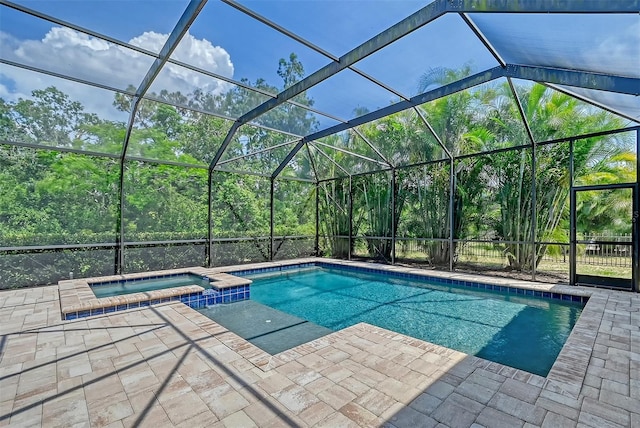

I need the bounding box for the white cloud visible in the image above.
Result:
[0,27,235,121]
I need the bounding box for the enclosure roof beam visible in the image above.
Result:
[304,63,638,145]
[313,141,389,167]
[134,1,206,100]
[224,0,412,110]
[460,13,506,68]
[0,1,262,97]
[222,0,638,136]
[246,124,304,139]
[222,0,409,122]
[272,139,305,179]
[210,122,241,171]
[3,0,345,126]
[305,66,504,143]
[2,0,350,131]
[305,143,320,183]
[309,143,352,178]
[412,107,452,160]
[227,0,637,130]
[505,65,640,96]
[218,139,300,166]
[506,77,536,145]
[0,0,157,58]
[448,0,639,13]
[0,139,120,159]
[544,84,640,125]
[2,0,346,127]
[268,101,403,181]
[230,0,448,127]
[0,59,137,97]
[222,0,338,61]
[350,68,410,102]
[121,0,207,159]
[287,103,348,126]
[2,57,313,151]
[352,129,394,168]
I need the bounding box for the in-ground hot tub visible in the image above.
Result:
[59,269,251,321]
[90,273,212,298]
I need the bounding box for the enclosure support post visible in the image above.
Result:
[270,178,275,262]
[391,169,396,265]
[635,129,640,292]
[449,157,455,271]
[114,0,204,275]
[315,181,320,257]
[348,176,353,261]
[569,139,576,285]
[207,170,213,268]
[508,76,538,281]
[115,158,125,275]
[531,142,537,281]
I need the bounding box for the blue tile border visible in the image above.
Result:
[231,261,589,306]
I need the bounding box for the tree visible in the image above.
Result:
[356,171,400,260]
[478,84,627,270]
[398,162,451,265]
[318,177,351,258]
[4,87,102,148]
[413,66,493,265]
[575,150,636,236]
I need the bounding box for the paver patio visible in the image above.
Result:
[0,259,638,427]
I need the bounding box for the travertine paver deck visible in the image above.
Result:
[0,258,638,427]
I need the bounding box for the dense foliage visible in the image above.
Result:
[0,55,317,286]
[316,76,635,270]
[0,60,635,287]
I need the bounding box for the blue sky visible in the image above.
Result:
[1,0,638,130]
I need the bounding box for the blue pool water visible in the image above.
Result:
[91,273,209,298]
[247,267,584,376]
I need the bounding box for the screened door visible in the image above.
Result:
[571,184,637,290]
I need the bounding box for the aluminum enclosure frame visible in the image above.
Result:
[1,0,639,284]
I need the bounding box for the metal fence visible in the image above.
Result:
[456,235,632,268]
[0,235,316,288]
[325,234,633,270]
[577,233,632,267]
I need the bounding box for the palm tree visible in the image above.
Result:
[575,151,636,236]
[486,84,627,270]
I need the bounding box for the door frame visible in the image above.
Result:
[570,183,638,291]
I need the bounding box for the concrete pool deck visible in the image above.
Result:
[0,258,638,427]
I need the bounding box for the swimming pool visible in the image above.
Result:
[245,266,584,376]
[90,273,210,298]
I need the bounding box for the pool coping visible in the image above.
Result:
[58,267,251,320]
